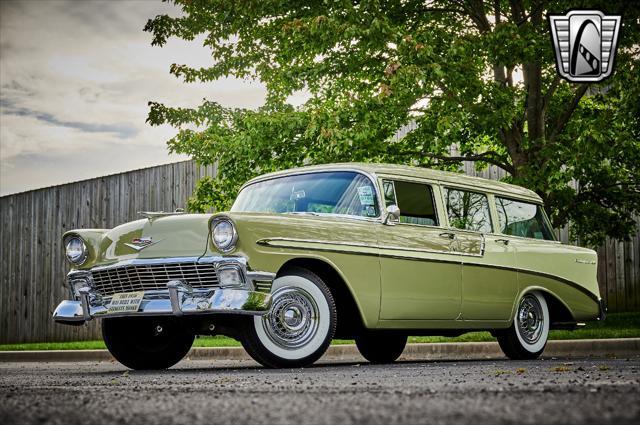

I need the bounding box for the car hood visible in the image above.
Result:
[68,214,212,268]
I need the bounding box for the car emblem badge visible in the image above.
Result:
[548,10,621,82]
[124,237,160,251]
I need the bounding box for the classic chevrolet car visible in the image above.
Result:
[53,163,605,369]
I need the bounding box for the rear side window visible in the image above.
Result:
[495,197,555,240]
[444,188,492,233]
[382,180,438,226]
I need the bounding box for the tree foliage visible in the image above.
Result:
[145,0,640,246]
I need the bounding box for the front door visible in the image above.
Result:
[377,178,462,320]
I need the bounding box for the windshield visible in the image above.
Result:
[232,171,380,218]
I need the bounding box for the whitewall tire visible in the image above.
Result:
[497,291,550,360]
[241,267,336,368]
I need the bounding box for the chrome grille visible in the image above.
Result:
[90,261,219,296]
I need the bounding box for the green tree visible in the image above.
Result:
[145,0,640,246]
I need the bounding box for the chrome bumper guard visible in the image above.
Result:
[598,298,607,321]
[53,267,274,324]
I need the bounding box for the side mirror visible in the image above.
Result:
[383,204,401,225]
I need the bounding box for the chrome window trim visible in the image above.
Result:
[233,168,384,221]
[483,232,563,245]
[441,185,494,234]
[380,177,442,228]
[420,178,542,204]
[493,195,558,242]
[382,179,398,208]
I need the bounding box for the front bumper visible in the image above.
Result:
[53,257,274,325]
[53,284,272,325]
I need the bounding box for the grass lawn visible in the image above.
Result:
[1,312,638,351]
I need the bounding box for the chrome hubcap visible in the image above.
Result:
[263,287,319,350]
[283,306,303,329]
[517,294,544,345]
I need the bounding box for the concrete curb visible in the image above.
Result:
[1,338,638,363]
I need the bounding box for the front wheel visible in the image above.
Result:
[497,291,550,360]
[241,267,337,368]
[102,317,194,370]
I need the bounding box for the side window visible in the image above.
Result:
[495,197,555,240]
[444,188,492,233]
[383,180,438,226]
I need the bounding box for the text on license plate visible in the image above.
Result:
[108,291,145,314]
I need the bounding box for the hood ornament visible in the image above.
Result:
[124,237,161,251]
[138,209,186,220]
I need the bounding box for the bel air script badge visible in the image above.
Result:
[124,237,160,251]
[548,10,622,82]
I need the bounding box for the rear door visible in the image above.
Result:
[442,187,518,321]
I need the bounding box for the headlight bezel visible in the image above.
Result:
[65,236,88,265]
[210,217,238,252]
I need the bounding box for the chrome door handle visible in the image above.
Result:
[495,238,510,245]
[439,232,456,240]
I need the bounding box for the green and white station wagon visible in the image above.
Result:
[53,163,605,369]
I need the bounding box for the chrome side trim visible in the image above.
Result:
[256,237,484,258]
[255,237,598,304]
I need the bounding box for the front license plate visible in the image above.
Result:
[108,291,145,314]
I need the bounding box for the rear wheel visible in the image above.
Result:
[355,333,407,364]
[497,292,549,360]
[102,317,194,370]
[241,267,336,368]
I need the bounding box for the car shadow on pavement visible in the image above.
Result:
[78,357,530,377]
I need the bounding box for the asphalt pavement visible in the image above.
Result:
[1,356,638,425]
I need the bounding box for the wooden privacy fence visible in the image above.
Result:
[0,159,638,344]
[0,161,216,343]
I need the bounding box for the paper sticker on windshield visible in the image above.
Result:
[290,190,306,200]
[357,186,374,205]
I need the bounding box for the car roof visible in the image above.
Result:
[244,162,542,203]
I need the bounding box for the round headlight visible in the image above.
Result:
[211,219,237,252]
[65,237,88,265]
